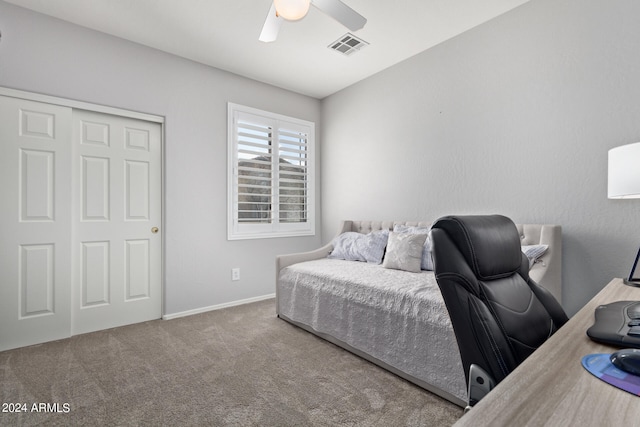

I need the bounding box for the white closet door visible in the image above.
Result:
[0,96,73,351]
[72,110,162,335]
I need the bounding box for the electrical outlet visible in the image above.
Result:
[232,268,240,281]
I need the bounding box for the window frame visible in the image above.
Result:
[227,103,315,240]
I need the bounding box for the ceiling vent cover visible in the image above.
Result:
[329,33,369,56]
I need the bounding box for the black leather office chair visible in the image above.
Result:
[431,215,568,409]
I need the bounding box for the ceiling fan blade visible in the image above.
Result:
[259,3,283,42]
[310,0,367,31]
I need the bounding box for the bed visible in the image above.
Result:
[276,220,562,407]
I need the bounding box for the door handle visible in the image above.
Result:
[151,227,159,234]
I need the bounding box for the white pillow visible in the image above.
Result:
[522,244,548,268]
[382,232,427,273]
[393,224,434,270]
[328,229,390,264]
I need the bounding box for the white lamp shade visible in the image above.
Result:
[608,142,640,199]
[274,0,311,21]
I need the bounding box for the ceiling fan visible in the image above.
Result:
[259,0,367,43]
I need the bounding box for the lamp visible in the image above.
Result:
[608,142,640,286]
[274,0,311,21]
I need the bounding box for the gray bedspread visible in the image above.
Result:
[277,258,467,403]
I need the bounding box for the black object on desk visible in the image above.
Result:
[587,301,640,348]
[624,247,640,287]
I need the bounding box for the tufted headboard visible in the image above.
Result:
[334,220,562,304]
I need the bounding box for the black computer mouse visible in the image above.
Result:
[610,348,640,375]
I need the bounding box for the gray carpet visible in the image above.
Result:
[0,298,463,426]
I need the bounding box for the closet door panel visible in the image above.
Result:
[0,96,73,352]
[72,110,162,335]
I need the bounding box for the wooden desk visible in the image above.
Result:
[454,278,640,427]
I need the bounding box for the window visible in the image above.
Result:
[228,103,315,240]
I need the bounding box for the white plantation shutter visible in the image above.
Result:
[236,120,273,224]
[278,126,309,223]
[228,103,315,239]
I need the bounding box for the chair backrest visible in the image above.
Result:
[431,215,568,386]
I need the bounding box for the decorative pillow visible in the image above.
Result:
[522,244,548,268]
[382,232,428,273]
[393,224,434,270]
[328,229,390,264]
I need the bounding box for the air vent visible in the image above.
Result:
[328,33,368,56]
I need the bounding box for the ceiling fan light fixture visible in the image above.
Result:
[273,0,311,21]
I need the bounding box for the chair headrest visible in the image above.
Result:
[432,215,522,280]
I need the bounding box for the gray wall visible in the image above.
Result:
[0,1,322,316]
[321,0,640,315]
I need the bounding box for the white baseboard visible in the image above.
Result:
[162,293,276,320]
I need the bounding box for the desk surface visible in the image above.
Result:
[454,278,640,427]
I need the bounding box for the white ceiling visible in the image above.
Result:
[6,0,531,99]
